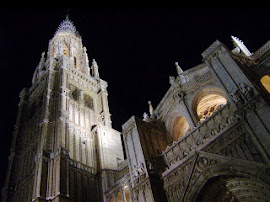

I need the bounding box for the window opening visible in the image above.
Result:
[261,75,270,93]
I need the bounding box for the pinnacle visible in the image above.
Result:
[55,16,77,35]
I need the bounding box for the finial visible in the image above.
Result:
[66,14,69,21]
[231,36,252,57]
[91,59,100,80]
[175,62,183,75]
[143,112,149,121]
[148,101,154,117]
[65,8,70,20]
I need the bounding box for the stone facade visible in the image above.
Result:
[2,17,270,202]
[117,39,270,202]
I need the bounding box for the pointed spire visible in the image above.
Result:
[231,36,252,57]
[66,14,69,21]
[148,101,154,117]
[175,62,183,75]
[174,62,190,85]
[55,16,77,35]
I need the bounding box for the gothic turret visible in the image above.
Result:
[3,16,124,202]
[48,16,91,75]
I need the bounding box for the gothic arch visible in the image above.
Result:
[184,163,270,202]
[71,48,79,69]
[116,191,123,201]
[124,186,130,202]
[192,87,227,122]
[172,116,190,141]
[109,196,114,202]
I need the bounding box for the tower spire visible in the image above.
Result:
[148,101,154,117]
[55,16,77,35]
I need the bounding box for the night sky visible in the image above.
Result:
[1,8,270,189]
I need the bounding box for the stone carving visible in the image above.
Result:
[173,91,186,101]
[138,163,145,175]
[230,89,244,107]
[231,36,252,57]
[230,82,255,107]
[239,82,254,100]
[169,62,190,86]
[132,163,146,184]
[169,76,175,85]
[178,74,190,85]
[55,15,77,35]
[91,59,100,80]
[163,103,233,168]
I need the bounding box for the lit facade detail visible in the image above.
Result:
[2,17,270,202]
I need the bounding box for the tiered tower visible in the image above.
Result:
[2,16,124,202]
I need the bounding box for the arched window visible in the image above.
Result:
[74,56,77,68]
[63,47,69,56]
[109,196,114,202]
[195,93,227,121]
[51,46,55,58]
[124,186,130,202]
[84,94,94,109]
[172,116,190,141]
[261,75,270,93]
[116,192,122,202]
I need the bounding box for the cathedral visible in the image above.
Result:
[2,17,270,202]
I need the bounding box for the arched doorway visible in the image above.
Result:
[172,116,190,141]
[196,176,270,202]
[196,176,238,202]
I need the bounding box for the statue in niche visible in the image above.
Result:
[138,163,145,175]
[132,165,139,181]
[230,89,244,107]
[239,82,254,99]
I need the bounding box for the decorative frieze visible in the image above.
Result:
[162,103,236,169]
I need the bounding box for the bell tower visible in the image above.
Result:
[2,16,124,202]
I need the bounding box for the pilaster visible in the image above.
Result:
[99,79,112,128]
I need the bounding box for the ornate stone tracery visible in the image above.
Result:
[55,16,77,35]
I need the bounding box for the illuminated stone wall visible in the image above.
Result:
[2,18,124,202]
[117,39,270,202]
[3,17,270,202]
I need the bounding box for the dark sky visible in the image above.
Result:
[1,8,270,189]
